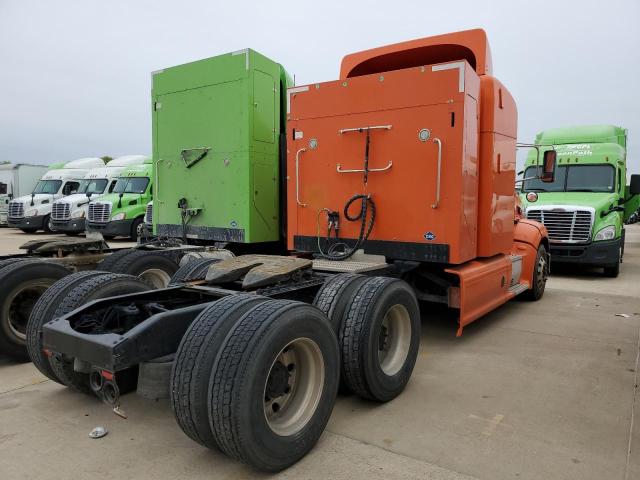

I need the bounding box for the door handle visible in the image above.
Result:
[295,148,307,207]
[432,138,442,209]
[336,161,393,173]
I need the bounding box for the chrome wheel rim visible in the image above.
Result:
[377,304,411,376]
[263,337,324,436]
[536,252,548,291]
[139,268,171,288]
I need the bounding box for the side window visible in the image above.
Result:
[108,180,117,193]
[63,181,79,195]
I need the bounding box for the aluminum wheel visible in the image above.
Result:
[534,250,548,292]
[138,268,172,288]
[6,282,49,340]
[263,337,325,436]
[377,304,411,376]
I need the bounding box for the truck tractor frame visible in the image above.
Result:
[36,29,551,472]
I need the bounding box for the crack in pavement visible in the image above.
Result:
[0,379,49,396]
[494,324,640,347]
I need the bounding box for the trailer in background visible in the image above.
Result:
[0,163,50,225]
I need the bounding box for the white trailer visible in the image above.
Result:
[0,164,50,225]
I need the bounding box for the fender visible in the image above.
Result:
[514,218,548,251]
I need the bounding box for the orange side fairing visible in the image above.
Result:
[476,76,518,257]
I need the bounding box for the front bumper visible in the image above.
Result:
[51,218,86,233]
[87,219,134,238]
[7,214,47,230]
[549,238,622,267]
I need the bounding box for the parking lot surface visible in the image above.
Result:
[1,226,638,480]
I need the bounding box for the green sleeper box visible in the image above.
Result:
[152,49,290,243]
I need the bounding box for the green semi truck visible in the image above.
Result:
[86,159,153,239]
[520,125,640,277]
[152,49,290,245]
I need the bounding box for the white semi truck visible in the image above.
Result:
[0,163,51,225]
[7,157,105,233]
[50,155,148,235]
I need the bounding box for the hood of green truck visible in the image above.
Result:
[520,191,623,240]
[521,191,618,210]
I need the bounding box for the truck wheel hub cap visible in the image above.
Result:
[263,338,325,436]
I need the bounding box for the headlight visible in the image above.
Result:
[71,209,85,219]
[111,212,126,221]
[24,208,38,217]
[594,225,616,241]
[526,192,538,202]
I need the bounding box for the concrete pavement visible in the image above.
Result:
[0,225,638,479]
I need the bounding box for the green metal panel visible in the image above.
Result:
[152,49,289,243]
[253,70,275,143]
[535,125,627,148]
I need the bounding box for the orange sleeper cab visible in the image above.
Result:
[286,29,548,334]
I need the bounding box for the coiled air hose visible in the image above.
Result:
[317,194,376,261]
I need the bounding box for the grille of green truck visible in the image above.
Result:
[526,207,594,243]
[152,49,289,244]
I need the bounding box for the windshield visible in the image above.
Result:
[32,180,62,194]
[522,165,615,193]
[113,177,149,194]
[77,179,108,195]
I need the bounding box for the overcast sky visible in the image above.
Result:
[1,0,638,175]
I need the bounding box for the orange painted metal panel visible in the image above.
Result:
[287,61,481,264]
[512,219,548,288]
[476,77,518,257]
[444,254,512,336]
[340,29,493,79]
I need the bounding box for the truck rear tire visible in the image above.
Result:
[0,258,29,269]
[97,249,179,288]
[208,300,339,472]
[523,244,548,300]
[169,257,220,285]
[48,273,152,394]
[27,271,108,383]
[0,260,70,359]
[340,277,421,402]
[313,273,368,334]
[171,294,268,449]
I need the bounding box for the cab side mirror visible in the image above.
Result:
[541,150,556,183]
[630,174,640,195]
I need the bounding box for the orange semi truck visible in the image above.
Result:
[39,29,551,471]
[287,29,551,335]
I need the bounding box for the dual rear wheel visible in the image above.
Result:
[171,295,339,471]
[170,274,420,471]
